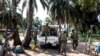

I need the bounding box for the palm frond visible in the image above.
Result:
[22,0,27,13]
[33,0,38,11]
[40,0,49,10]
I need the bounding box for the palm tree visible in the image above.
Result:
[40,0,80,32]
[22,0,96,47]
[22,0,37,48]
[10,0,22,46]
[19,0,53,48]
[0,0,22,46]
[77,0,97,33]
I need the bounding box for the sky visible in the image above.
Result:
[17,0,49,22]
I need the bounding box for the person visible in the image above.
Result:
[5,30,13,47]
[58,25,62,52]
[58,25,62,37]
[43,23,50,45]
[60,30,67,54]
[71,29,78,50]
[95,43,100,56]
[33,30,38,47]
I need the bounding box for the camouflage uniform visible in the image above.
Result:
[43,25,50,44]
[33,31,38,46]
[60,31,67,52]
[71,30,78,50]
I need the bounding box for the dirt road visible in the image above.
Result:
[11,42,90,56]
[7,34,94,56]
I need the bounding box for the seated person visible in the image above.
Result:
[95,43,100,56]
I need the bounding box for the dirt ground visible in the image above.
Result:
[12,43,91,56]
[10,41,91,56]
[6,34,100,56]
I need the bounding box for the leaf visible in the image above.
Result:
[22,0,27,13]
[40,0,49,10]
[33,0,38,11]
[17,8,22,13]
[77,0,97,12]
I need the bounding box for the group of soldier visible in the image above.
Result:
[35,23,79,52]
[58,25,78,53]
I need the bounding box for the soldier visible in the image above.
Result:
[71,29,78,50]
[58,25,62,52]
[33,30,38,47]
[43,23,50,45]
[60,30,67,53]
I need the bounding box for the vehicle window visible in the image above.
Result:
[50,28,57,36]
[41,27,57,36]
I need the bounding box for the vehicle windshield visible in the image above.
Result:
[41,27,57,36]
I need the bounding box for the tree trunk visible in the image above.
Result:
[12,19,22,46]
[58,19,61,25]
[23,0,33,48]
[11,0,22,46]
[2,0,5,29]
[7,13,12,29]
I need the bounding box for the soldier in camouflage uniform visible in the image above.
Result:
[60,30,67,53]
[71,30,78,50]
[43,23,50,45]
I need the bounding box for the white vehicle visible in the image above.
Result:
[37,25,59,48]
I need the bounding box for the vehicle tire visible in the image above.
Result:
[40,45,44,49]
[56,44,61,53]
[55,44,60,49]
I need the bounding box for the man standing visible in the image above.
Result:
[43,23,50,45]
[71,29,78,50]
[33,30,38,47]
[60,30,67,54]
[58,25,62,52]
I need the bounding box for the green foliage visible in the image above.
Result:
[79,33,100,42]
[0,10,22,27]
[0,35,3,41]
[77,0,97,12]
[45,17,52,24]
[19,19,27,29]
[34,17,42,25]
[0,0,23,28]
[41,0,78,24]
[33,17,42,30]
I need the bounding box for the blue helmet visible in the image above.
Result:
[63,28,67,33]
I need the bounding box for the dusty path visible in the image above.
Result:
[6,34,95,56]
[11,41,90,56]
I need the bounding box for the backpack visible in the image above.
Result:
[14,46,24,54]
